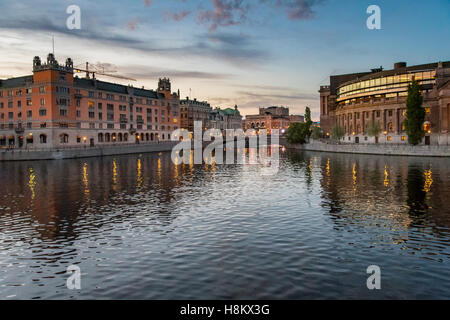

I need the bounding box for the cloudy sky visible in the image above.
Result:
[0,0,449,119]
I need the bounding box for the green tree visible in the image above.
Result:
[404,80,425,145]
[330,125,345,141]
[367,121,382,137]
[311,126,323,139]
[286,122,307,144]
[304,107,313,139]
[286,107,314,144]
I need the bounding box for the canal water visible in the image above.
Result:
[0,149,449,299]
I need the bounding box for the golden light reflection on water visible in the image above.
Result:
[137,158,143,189]
[352,163,357,191]
[157,157,162,183]
[424,168,433,193]
[112,159,118,191]
[326,158,330,177]
[384,165,389,187]
[82,163,89,195]
[28,168,36,200]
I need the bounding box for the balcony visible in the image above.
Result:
[15,127,25,134]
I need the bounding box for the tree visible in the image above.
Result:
[286,107,314,144]
[404,80,425,145]
[311,126,323,139]
[286,122,308,144]
[367,121,382,137]
[330,125,345,141]
[304,107,313,139]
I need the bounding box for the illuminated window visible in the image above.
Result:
[425,107,431,115]
[387,136,392,141]
[388,122,394,133]
[401,136,406,141]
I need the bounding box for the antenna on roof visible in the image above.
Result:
[52,35,55,55]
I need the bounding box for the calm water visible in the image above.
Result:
[0,149,450,299]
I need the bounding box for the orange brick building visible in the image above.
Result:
[243,106,304,134]
[0,53,180,149]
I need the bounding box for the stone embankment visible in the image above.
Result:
[0,142,178,161]
[283,139,450,157]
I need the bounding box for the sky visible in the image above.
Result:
[0,0,449,120]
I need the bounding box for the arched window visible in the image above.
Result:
[388,122,394,133]
[60,133,69,144]
[26,134,34,144]
[98,133,104,142]
[162,134,165,140]
[112,133,116,142]
[168,134,171,140]
[124,133,128,142]
[424,122,431,133]
[40,134,47,144]
[118,133,123,142]
[151,133,154,141]
[146,133,149,141]
[105,133,110,142]
[140,133,144,141]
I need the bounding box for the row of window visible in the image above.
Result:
[0,98,47,108]
[338,71,437,97]
[0,134,48,145]
[85,91,173,107]
[1,109,46,120]
[81,101,165,114]
[0,87,42,97]
[339,107,431,121]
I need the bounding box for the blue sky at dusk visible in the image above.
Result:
[0,0,449,119]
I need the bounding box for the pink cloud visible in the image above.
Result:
[197,0,248,32]
[165,10,191,22]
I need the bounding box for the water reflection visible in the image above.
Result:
[0,149,449,299]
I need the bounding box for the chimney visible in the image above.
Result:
[394,62,407,69]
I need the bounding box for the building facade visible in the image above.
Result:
[179,98,212,132]
[243,106,305,133]
[0,54,180,149]
[320,61,450,145]
[209,106,242,131]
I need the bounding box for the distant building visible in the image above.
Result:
[319,61,450,145]
[180,97,212,132]
[243,106,305,133]
[0,54,180,149]
[210,105,242,131]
